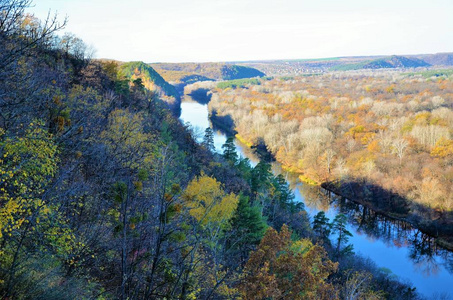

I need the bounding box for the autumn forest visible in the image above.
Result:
[0,0,452,299]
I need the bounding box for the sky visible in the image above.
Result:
[31,0,453,63]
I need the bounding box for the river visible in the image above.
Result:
[180,95,453,298]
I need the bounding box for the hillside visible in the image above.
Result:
[237,53,453,76]
[151,62,265,82]
[330,55,430,71]
[119,61,181,112]
[415,52,453,66]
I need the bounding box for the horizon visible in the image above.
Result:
[32,0,453,63]
[96,51,452,65]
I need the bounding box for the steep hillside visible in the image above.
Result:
[151,62,265,82]
[119,61,181,112]
[331,55,430,71]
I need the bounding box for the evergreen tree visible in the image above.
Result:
[313,211,332,245]
[229,195,267,261]
[251,161,272,200]
[222,137,238,164]
[203,127,215,152]
[331,214,354,259]
[273,174,295,208]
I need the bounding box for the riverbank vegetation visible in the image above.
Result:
[208,70,453,245]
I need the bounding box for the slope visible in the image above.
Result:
[119,61,181,112]
[331,55,431,71]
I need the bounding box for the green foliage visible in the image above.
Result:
[222,137,238,164]
[230,195,267,250]
[272,174,296,209]
[331,214,354,259]
[331,55,430,71]
[119,61,180,100]
[313,211,332,244]
[217,78,261,89]
[202,127,215,152]
[0,121,59,238]
[251,161,273,197]
[405,69,453,78]
[220,65,265,80]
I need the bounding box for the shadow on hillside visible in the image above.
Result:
[210,110,236,135]
[187,88,212,104]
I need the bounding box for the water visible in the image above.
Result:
[180,96,453,298]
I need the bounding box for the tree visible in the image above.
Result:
[391,138,409,165]
[222,137,238,164]
[251,161,272,201]
[313,211,331,245]
[229,195,267,261]
[324,148,336,175]
[342,270,384,300]
[331,214,354,260]
[273,173,295,208]
[0,121,78,298]
[0,0,66,71]
[181,175,239,298]
[239,225,338,299]
[183,174,238,236]
[203,127,215,152]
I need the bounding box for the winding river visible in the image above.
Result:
[180,95,453,298]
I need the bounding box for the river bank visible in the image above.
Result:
[228,130,453,251]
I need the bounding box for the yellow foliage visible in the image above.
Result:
[367,140,380,153]
[183,175,238,228]
[299,174,319,185]
[235,134,253,148]
[0,121,59,239]
[430,138,453,158]
[101,109,155,169]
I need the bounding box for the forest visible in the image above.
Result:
[0,0,445,299]
[206,69,453,247]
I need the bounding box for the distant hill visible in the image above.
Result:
[330,55,430,71]
[235,53,453,76]
[119,61,181,113]
[151,62,265,82]
[415,53,453,66]
[220,65,265,80]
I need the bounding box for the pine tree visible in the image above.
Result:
[229,195,267,261]
[203,127,215,152]
[222,137,238,164]
[312,211,332,245]
[331,214,354,259]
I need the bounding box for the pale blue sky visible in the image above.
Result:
[31,0,453,63]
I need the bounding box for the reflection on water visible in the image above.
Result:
[294,183,453,296]
[179,96,453,298]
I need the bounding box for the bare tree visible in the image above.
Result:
[0,0,67,71]
[324,148,335,174]
[391,138,409,165]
